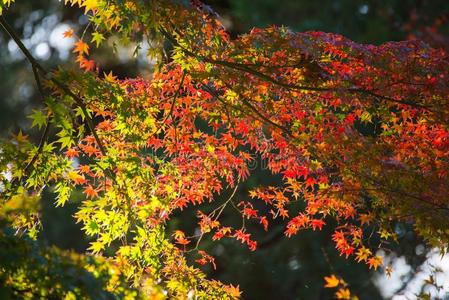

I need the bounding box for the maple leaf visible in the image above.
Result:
[67,171,86,185]
[79,165,91,173]
[234,229,250,243]
[284,169,297,179]
[173,230,185,240]
[65,148,79,159]
[91,32,105,47]
[28,109,47,129]
[63,28,74,38]
[84,185,98,198]
[367,256,383,270]
[358,213,374,226]
[259,216,268,231]
[311,219,325,231]
[248,240,257,251]
[223,284,241,298]
[305,176,316,188]
[13,130,28,143]
[88,241,104,254]
[344,114,355,125]
[176,237,190,246]
[284,226,298,237]
[78,56,95,72]
[324,275,340,288]
[243,207,258,219]
[336,288,351,299]
[73,40,89,55]
[81,0,97,14]
[104,71,117,82]
[82,145,98,156]
[173,230,191,245]
[355,246,371,262]
[378,229,396,241]
[212,227,232,240]
[196,250,216,269]
[342,246,354,258]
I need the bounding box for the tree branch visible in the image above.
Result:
[0,15,107,157]
[198,81,294,138]
[159,26,432,111]
[20,65,52,178]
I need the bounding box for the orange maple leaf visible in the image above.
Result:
[73,40,89,55]
[84,185,98,198]
[223,284,241,298]
[336,288,351,299]
[358,213,374,225]
[77,55,95,72]
[175,237,190,246]
[367,255,383,270]
[63,28,74,38]
[65,147,79,158]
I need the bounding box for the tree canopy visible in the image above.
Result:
[1,0,449,299]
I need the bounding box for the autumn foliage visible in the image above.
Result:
[1,0,449,299]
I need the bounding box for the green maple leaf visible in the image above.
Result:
[28,109,47,129]
[91,32,105,48]
[56,134,74,150]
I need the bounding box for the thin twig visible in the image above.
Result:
[20,65,52,177]
[199,81,294,138]
[191,183,239,252]
[156,70,187,132]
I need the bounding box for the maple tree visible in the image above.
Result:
[1,0,449,298]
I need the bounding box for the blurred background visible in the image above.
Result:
[1,0,449,299]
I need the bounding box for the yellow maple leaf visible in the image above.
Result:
[324,274,340,288]
[104,71,117,82]
[355,246,371,262]
[67,170,81,181]
[378,228,391,239]
[88,241,104,254]
[81,0,98,14]
[336,288,351,299]
[14,130,29,143]
[3,0,14,7]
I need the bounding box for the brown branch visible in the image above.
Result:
[198,82,293,138]
[159,26,431,111]
[159,70,187,127]
[20,65,51,178]
[0,15,107,157]
[221,81,294,138]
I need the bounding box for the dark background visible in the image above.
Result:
[1,1,449,299]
